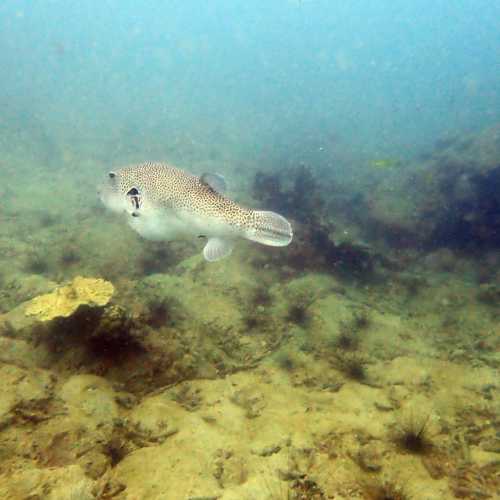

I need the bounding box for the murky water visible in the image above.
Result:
[0,1,499,498]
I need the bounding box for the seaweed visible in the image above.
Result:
[274,349,297,372]
[449,461,500,499]
[391,413,433,455]
[332,353,368,382]
[331,313,370,352]
[243,314,261,330]
[143,298,174,329]
[243,286,274,330]
[428,165,500,251]
[59,245,81,266]
[170,383,203,411]
[38,211,57,227]
[104,434,130,467]
[45,306,147,370]
[252,164,323,224]
[286,303,310,327]
[252,165,382,282]
[24,251,49,275]
[250,286,273,308]
[87,322,146,363]
[137,243,175,276]
[353,310,371,331]
[333,327,360,351]
[289,477,325,499]
[361,479,410,500]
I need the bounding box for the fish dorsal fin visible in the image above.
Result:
[200,172,226,194]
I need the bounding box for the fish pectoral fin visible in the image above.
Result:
[203,237,234,262]
[200,172,227,193]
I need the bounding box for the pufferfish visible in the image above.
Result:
[98,162,293,261]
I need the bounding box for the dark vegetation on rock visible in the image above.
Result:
[252,165,387,281]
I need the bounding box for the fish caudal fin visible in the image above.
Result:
[246,211,293,247]
[203,237,234,262]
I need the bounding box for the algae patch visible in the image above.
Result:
[24,276,114,321]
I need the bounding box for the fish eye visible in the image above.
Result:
[108,171,117,179]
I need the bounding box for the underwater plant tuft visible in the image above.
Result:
[138,244,174,276]
[250,286,273,308]
[353,310,371,331]
[88,325,145,363]
[38,211,57,227]
[274,349,297,372]
[391,412,433,455]
[104,435,130,467]
[59,245,81,266]
[24,251,49,275]
[286,303,310,327]
[143,298,173,329]
[333,353,368,382]
[333,322,360,351]
[361,479,410,500]
[243,286,273,331]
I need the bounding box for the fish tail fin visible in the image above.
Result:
[245,211,293,247]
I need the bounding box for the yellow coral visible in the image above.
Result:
[24,276,114,321]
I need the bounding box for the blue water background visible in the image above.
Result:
[1,0,499,172]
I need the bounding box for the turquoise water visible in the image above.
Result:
[2,1,499,167]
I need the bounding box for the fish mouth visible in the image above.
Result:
[97,182,111,205]
[98,181,127,214]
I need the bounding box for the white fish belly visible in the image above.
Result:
[127,208,239,242]
[127,208,188,241]
[180,210,241,239]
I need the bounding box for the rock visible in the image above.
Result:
[79,449,110,479]
[252,443,281,457]
[0,336,40,368]
[477,283,500,305]
[0,464,95,500]
[365,124,500,250]
[115,391,138,409]
[423,249,459,273]
[229,387,266,419]
[128,396,182,443]
[212,449,248,488]
[352,442,383,472]
[0,364,53,430]
[59,374,118,431]
[480,437,500,453]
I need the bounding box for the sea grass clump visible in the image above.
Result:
[333,352,368,382]
[286,292,314,327]
[361,478,410,500]
[274,349,297,372]
[24,251,49,275]
[391,412,433,455]
[59,245,81,266]
[332,321,360,351]
[243,286,274,331]
[286,303,310,326]
[353,310,371,330]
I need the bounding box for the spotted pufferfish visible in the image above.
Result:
[99,162,293,261]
